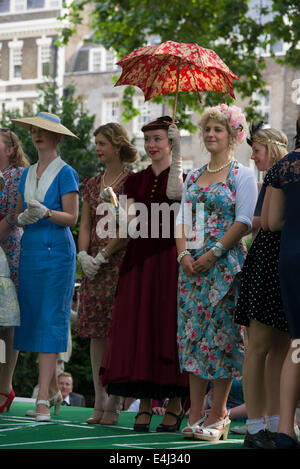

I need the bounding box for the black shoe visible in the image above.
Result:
[244,430,276,449]
[133,411,152,432]
[156,409,185,433]
[276,433,300,449]
[266,430,277,444]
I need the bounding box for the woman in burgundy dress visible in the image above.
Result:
[100,116,188,432]
[77,123,138,425]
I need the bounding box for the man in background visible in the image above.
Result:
[58,372,86,407]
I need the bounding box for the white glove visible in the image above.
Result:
[77,251,100,279]
[94,252,108,265]
[166,124,183,200]
[27,200,48,219]
[17,209,40,226]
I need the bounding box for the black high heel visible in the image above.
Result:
[276,433,300,449]
[133,411,153,432]
[156,409,185,433]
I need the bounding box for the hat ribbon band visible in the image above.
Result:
[37,112,61,124]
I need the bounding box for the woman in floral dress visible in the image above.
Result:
[176,104,257,441]
[76,123,138,425]
[0,128,29,413]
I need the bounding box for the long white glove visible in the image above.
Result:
[166,124,183,200]
[77,251,99,279]
[27,200,48,219]
[17,209,40,226]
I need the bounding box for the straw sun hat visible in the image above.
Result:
[11,111,79,139]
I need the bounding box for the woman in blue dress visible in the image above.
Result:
[176,104,257,442]
[12,112,79,422]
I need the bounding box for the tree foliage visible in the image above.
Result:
[266,0,300,67]
[60,0,271,124]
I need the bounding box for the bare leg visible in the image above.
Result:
[89,338,108,417]
[242,320,274,419]
[100,394,123,425]
[204,377,232,427]
[188,373,209,425]
[134,398,152,425]
[36,352,57,415]
[0,328,18,405]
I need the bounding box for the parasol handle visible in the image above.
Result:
[173,59,181,123]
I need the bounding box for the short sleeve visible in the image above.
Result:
[235,165,258,229]
[82,176,92,202]
[58,165,79,197]
[17,167,28,198]
[271,161,281,188]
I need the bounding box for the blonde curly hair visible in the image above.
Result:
[199,104,247,149]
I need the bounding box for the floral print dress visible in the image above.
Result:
[0,166,24,288]
[0,167,22,327]
[76,170,132,339]
[177,162,246,380]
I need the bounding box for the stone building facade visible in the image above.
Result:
[0,0,65,112]
[1,3,299,176]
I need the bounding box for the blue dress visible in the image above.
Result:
[14,159,79,353]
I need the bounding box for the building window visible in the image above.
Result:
[36,36,52,78]
[102,99,119,124]
[253,89,271,127]
[27,0,45,9]
[105,49,118,71]
[13,53,22,78]
[0,0,10,12]
[89,47,118,73]
[90,49,102,73]
[0,0,60,12]
[132,98,163,136]
[41,45,51,76]
[8,39,23,80]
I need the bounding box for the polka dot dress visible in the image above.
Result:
[234,168,289,332]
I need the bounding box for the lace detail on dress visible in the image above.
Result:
[263,165,278,188]
[272,152,300,188]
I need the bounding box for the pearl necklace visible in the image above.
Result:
[102,168,126,188]
[206,159,233,173]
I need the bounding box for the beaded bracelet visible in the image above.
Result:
[177,249,190,264]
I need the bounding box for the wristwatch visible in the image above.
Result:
[212,241,226,258]
[45,209,52,219]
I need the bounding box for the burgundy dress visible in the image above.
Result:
[76,170,131,339]
[100,165,188,399]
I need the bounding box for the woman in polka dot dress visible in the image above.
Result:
[234,126,290,449]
